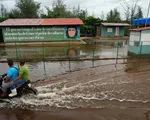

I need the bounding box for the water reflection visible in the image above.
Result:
[0,42,128,81]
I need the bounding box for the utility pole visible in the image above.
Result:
[145,0,150,27]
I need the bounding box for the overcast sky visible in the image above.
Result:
[1,0,149,19]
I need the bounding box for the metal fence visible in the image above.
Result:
[0,40,150,72]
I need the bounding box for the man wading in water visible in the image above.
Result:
[9,59,29,97]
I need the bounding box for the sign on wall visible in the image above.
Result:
[2,26,80,42]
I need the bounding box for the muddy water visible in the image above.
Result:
[1,42,150,119]
[0,64,150,119]
[0,108,149,120]
[0,43,127,81]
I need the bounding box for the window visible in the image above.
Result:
[134,41,140,46]
[107,28,112,32]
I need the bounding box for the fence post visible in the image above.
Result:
[42,41,46,78]
[15,42,19,62]
[116,41,119,64]
[138,41,143,67]
[68,39,71,72]
[15,42,19,68]
[42,41,45,61]
[139,41,143,55]
[92,40,95,68]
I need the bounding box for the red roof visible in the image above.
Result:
[0,18,84,26]
[130,27,150,31]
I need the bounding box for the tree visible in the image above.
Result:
[41,0,88,19]
[41,0,71,18]
[134,6,143,19]
[41,7,54,18]
[124,6,130,22]
[106,8,121,22]
[9,0,41,18]
[9,9,22,18]
[52,0,68,18]
[100,11,105,21]
[78,9,88,20]
[121,0,141,22]
[82,16,102,36]
[0,4,8,17]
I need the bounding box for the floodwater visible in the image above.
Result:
[0,41,127,81]
[1,64,150,120]
[1,41,150,120]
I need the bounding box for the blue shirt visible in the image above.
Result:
[7,66,19,82]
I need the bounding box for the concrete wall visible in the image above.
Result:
[128,30,150,55]
[128,45,150,55]
[141,30,150,45]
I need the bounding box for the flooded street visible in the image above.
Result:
[0,108,150,120]
[1,42,150,119]
[1,63,150,119]
[0,42,127,81]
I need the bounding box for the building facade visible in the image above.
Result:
[100,23,130,37]
[129,27,150,55]
[0,18,83,42]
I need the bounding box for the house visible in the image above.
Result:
[97,23,130,38]
[0,18,83,43]
[128,27,150,55]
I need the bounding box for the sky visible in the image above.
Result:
[0,0,149,19]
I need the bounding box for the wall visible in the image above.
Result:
[128,45,150,55]
[128,46,141,54]
[128,30,150,55]
[119,27,125,36]
[141,30,150,45]
[129,31,141,46]
[100,25,125,37]
[2,26,81,42]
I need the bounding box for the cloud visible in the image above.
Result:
[1,0,149,19]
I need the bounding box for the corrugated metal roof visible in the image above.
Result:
[0,18,84,26]
[0,19,43,26]
[101,23,130,26]
[43,18,83,25]
[130,27,150,31]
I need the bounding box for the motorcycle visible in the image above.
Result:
[0,73,38,99]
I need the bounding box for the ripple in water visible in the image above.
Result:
[1,77,150,111]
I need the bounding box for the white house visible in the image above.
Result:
[129,27,150,55]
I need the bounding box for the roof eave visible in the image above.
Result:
[0,24,84,27]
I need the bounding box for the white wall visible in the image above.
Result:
[129,31,141,46]
[141,30,150,45]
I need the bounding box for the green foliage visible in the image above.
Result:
[9,0,41,18]
[2,0,143,37]
[0,4,9,17]
[134,6,143,19]
[0,17,8,22]
[41,0,88,19]
[106,8,121,22]
[81,16,102,36]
